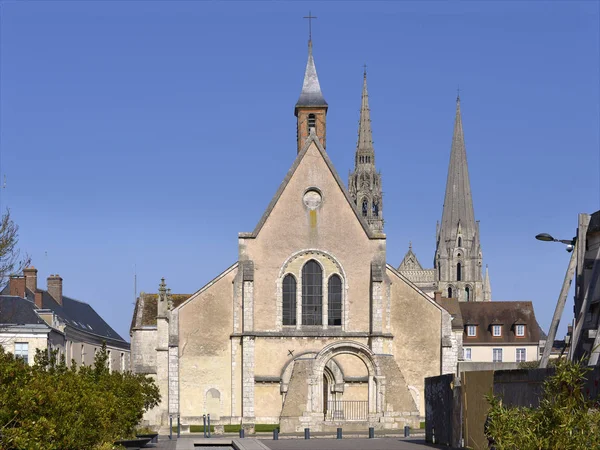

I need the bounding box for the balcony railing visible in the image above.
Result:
[324,400,368,421]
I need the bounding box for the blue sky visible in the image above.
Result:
[1,1,598,341]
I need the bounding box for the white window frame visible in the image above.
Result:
[492,325,502,337]
[14,342,29,364]
[467,325,477,337]
[463,347,472,361]
[493,348,503,363]
[516,348,526,363]
[121,352,125,372]
[516,324,525,337]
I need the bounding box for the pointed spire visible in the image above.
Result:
[483,265,492,301]
[438,95,476,245]
[356,68,374,160]
[295,40,327,110]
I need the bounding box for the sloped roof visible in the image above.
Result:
[398,244,423,271]
[436,297,464,329]
[1,285,128,343]
[460,301,545,344]
[0,295,45,326]
[130,293,190,330]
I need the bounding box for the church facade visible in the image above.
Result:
[130,39,462,432]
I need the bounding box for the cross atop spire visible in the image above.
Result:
[303,11,317,42]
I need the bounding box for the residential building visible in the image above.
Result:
[0,267,130,371]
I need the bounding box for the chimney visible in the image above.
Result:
[34,291,43,309]
[9,275,25,298]
[47,274,63,306]
[434,291,442,303]
[23,266,38,292]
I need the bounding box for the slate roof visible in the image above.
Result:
[0,295,45,326]
[1,286,128,343]
[460,301,545,344]
[295,41,327,110]
[589,210,600,234]
[130,292,190,331]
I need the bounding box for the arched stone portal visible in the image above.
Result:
[308,341,385,423]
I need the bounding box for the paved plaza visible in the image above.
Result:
[149,435,442,450]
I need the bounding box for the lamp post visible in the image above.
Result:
[536,233,578,368]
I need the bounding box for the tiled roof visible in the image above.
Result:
[460,301,545,344]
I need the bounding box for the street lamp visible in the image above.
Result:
[535,233,575,252]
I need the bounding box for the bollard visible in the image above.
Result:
[369,427,375,439]
[203,415,207,438]
[177,416,180,438]
[207,414,211,438]
[273,428,279,440]
[304,428,310,439]
[239,428,245,439]
[337,428,342,439]
[169,416,173,440]
[404,425,410,437]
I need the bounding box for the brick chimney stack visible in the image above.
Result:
[9,276,25,298]
[23,266,38,292]
[434,291,442,303]
[47,274,63,305]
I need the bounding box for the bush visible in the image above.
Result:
[0,344,160,450]
[485,358,600,449]
[254,424,279,432]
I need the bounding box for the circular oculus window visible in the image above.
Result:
[303,189,322,209]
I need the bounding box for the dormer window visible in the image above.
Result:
[516,324,525,337]
[308,114,316,132]
[467,325,477,337]
[492,325,502,337]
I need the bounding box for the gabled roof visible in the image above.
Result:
[242,132,384,240]
[398,243,423,271]
[435,297,464,329]
[460,301,545,344]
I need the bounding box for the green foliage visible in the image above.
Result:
[485,358,600,449]
[0,343,160,450]
[420,421,426,429]
[254,424,279,432]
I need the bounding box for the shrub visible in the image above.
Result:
[0,344,160,450]
[485,358,600,449]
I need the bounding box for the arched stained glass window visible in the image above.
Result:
[448,287,453,298]
[457,263,462,281]
[372,201,379,217]
[302,260,322,325]
[458,237,462,247]
[465,286,470,302]
[282,274,297,326]
[328,275,342,326]
[362,199,368,217]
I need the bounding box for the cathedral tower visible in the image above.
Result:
[348,70,383,233]
[295,40,327,153]
[435,96,488,301]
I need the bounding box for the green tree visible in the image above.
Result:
[0,343,160,450]
[486,358,600,449]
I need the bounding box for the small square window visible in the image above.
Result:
[493,348,503,363]
[463,348,472,361]
[492,325,502,337]
[467,325,477,337]
[516,324,525,337]
[516,348,526,363]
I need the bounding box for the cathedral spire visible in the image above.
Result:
[348,68,383,233]
[295,39,328,153]
[434,96,484,301]
[438,95,476,246]
[483,265,492,301]
[355,68,374,165]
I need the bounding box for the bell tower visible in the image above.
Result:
[294,36,328,152]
